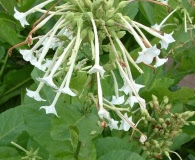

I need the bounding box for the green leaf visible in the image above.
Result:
[0,66,33,105]
[0,0,17,14]
[0,147,20,160]
[123,2,138,20]
[94,137,133,158]
[0,105,25,146]
[97,150,144,160]
[0,46,5,59]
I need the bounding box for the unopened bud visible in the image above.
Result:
[159,118,164,124]
[163,96,169,104]
[190,121,195,125]
[81,29,88,39]
[117,31,126,38]
[84,0,92,8]
[165,104,171,110]
[88,30,94,41]
[106,8,115,19]
[65,12,74,20]
[118,1,129,9]
[106,19,115,26]
[152,94,158,101]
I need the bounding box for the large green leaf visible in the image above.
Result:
[0,147,20,160]
[0,0,17,14]
[98,150,144,160]
[0,105,25,146]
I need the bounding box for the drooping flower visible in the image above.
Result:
[14,0,54,27]
[108,118,119,130]
[119,113,134,131]
[154,56,168,68]
[19,49,36,62]
[40,103,58,117]
[98,108,110,120]
[136,45,160,64]
[125,95,139,107]
[26,88,46,101]
[159,32,175,49]
[111,95,125,105]
[139,134,147,144]
[58,86,76,97]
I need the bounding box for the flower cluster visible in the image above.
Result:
[13,0,177,136]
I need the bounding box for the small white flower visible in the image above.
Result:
[88,64,105,77]
[19,49,35,62]
[37,76,57,89]
[40,104,58,117]
[14,8,30,27]
[108,118,119,130]
[119,113,133,131]
[98,108,110,119]
[119,83,131,95]
[58,86,76,97]
[139,134,147,144]
[151,24,161,31]
[111,95,125,105]
[42,59,52,69]
[160,32,175,49]
[125,96,139,107]
[154,56,168,68]
[158,0,168,5]
[26,88,46,101]
[136,45,160,64]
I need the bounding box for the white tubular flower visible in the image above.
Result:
[159,32,175,49]
[154,56,168,68]
[34,18,65,71]
[139,134,147,144]
[120,81,144,95]
[108,118,119,130]
[58,86,76,97]
[14,0,54,27]
[26,87,46,101]
[40,89,61,117]
[119,113,133,131]
[40,103,58,116]
[133,21,175,50]
[19,49,36,62]
[88,17,105,77]
[152,8,178,31]
[58,23,82,96]
[37,76,57,89]
[98,108,110,119]
[38,38,76,89]
[136,45,160,64]
[111,95,125,105]
[125,96,139,107]
[158,0,169,5]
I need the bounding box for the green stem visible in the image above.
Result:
[0,53,9,82]
[74,141,81,160]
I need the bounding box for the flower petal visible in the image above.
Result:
[111,95,125,105]
[58,86,76,96]
[88,64,105,77]
[14,7,29,27]
[40,104,59,116]
[37,76,57,89]
[26,88,46,101]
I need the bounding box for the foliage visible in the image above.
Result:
[0,0,195,160]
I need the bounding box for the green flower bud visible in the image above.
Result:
[190,121,195,125]
[81,29,88,39]
[106,19,115,26]
[165,140,173,147]
[145,142,150,147]
[65,12,75,20]
[173,17,179,24]
[163,96,169,104]
[116,31,126,39]
[152,94,158,101]
[154,128,159,133]
[106,8,115,19]
[165,104,171,110]
[142,146,147,151]
[88,30,94,41]
[118,1,129,9]
[106,0,114,9]
[77,18,83,27]
[146,151,151,156]
[162,123,167,128]
[96,6,105,18]
[159,118,164,124]
[83,0,92,8]
[149,101,154,108]
[92,0,103,11]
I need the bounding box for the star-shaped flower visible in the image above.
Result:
[154,56,168,68]
[119,113,134,131]
[14,8,30,27]
[136,45,160,65]
[26,88,46,101]
[58,86,76,97]
[88,64,105,77]
[98,108,110,120]
[19,49,35,62]
[40,104,58,117]
[108,118,119,130]
[37,76,57,89]
[160,32,175,49]
[139,134,147,144]
[111,95,125,105]
[125,96,139,107]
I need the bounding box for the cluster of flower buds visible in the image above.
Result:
[141,95,195,159]
[12,0,179,135]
